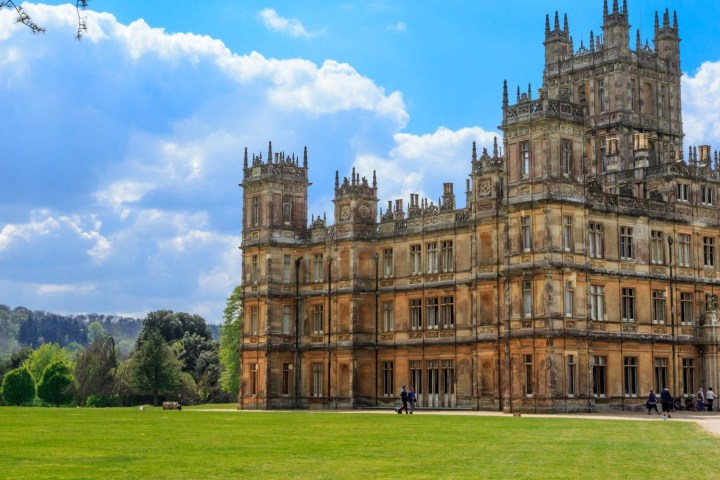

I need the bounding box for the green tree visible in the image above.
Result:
[74,336,117,405]
[219,286,242,398]
[37,361,74,406]
[86,321,105,345]
[127,331,183,406]
[1,367,35,405]
[22,343,73,382]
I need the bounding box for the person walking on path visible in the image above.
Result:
[646,390,660,415]
[396,386,408,414]
[660,387,672,416]
[706,387,715,412]
[408,387,417,414]
[697,388,706,411]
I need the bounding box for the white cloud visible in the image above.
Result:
[682,61,720,147]
[37,283,96,295]
[257,8,320,39]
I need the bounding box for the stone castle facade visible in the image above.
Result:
[238,0,720,412]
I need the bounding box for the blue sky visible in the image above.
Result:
[1,1,719,323]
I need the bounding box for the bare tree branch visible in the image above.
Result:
[0,0,45,34]
[1,0,92,39]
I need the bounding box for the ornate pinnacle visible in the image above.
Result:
[622,0,627,15]
[654,11,659,32]
[603,0,608,18]
[243,147,248,169]
[612,0,619,14]
[673,11,678,30]
[472,141,477,162]
[563,13,568,34]
[554,11,560,31]
[335,170,339,189]
[636,29,641,51]
[590,31,595,52]
[372,170,377,189]
[493,137,499,158]
[528,83,532,100]
[545,14,550,36]
[352,166,356,185]
[268,141,272,164]
[303,146,308,169]
[502,79,508,107]
[663,9,669,28]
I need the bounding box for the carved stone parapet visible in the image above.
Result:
[704,270,717,279]
[380,334,394,341]
[425,331,439,338]
[622,325,637,333]
[592,323,606,331]
[409,332,423,339]
[681,328,694,335]
[338,281,351,289]
[310,336,324,343]
[565,320,576,329]
[620,263,635,271]
[409,278,422,285]
[653,327,668,334]
[589,261,605,269]
[650,266,666,275]
[522,321,532,328]
[440,330,455,337]
[338,334,351,342]
[521,255,532,263]
[439,273,454,281]
[564,255,575,263]
[479,265,494,273]
[381,279,395,287]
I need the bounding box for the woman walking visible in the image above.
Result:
[646,390,660,415]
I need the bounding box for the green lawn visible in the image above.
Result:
[1,407,719,479]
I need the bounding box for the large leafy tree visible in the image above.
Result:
[86,321,105,345]
[37,361,75,406]
[219,286,242,398]
[74,336,117,404]
[1,367,35,405]
[126,330,184,406]
[22,343,73,382]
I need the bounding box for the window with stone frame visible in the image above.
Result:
[680,292,693,325]
[440,240,454,272]
[563,216,573,252]
[383,248,394,278]
[523,354,533,396]
[521,216,532,252]
[561,140,572,175]
[598,138,607,173]
[590,285,605,321]
[250,305,258,335]
[682,358,695,396]
[677,183,689,202]
[588,222,604,258]
[701,185,714,206]
[619,226,634,260]
[520,141,530,178]
[654,358,668,394]
[313,253,324,282]
[566,355,576,397]
[426,242,438,274]
[678,233,692,267]
[382,361,394,397]
[621,287,635,322]
[251,196,260,226]
[440,296,454,329]
[564,281,573,318]
[251,255,259,283]
[312,304,324,334]
[283,255,291,283]
[410,244,422,276]
[652,290,666,324]
[249,363,258,396]
[593,356,607,398]
[282,198,292,224]
[410,299,422,331]
[522,280,532,318]
[426,297,439,330]
[382,301,394,332]
[282,305,291,334]
[650,230,664,264]
[597,78,606,112]
[312,363,323,397]
[282,363,291,396]
[704,236,715,268]
[623,357,638,397]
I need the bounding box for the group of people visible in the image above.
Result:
[396,385,417,414]
[647,387,716,415]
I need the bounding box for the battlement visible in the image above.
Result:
[242,141,308,184]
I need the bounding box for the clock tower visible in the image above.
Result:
[333,167,378,240]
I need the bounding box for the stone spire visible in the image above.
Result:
[268,141,272,164]
[243,147,248,169]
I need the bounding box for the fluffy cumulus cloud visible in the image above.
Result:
[682,61,720,147]
[0,4,496,321]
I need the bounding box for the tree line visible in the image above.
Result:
[0,288,242,407]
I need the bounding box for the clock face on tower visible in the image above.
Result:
[340,205,351,220]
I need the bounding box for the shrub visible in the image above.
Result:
[1,367,35,405]
[85,394,121,408]
[37,361,74,406]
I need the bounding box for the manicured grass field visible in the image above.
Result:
[2,407,719,479]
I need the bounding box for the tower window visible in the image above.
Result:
[520,141,530,178]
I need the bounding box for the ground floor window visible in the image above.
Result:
[312,362,323,397]
[382,361,394,397]
[249,363,258,396]
[566,355,576,397]
[654,358,668,394]
[410,360,422,398]
[523,354,533,396]
[282,363,291,396]
[682,358,695,396]
[593,356,607,398]
[623,357,638,397]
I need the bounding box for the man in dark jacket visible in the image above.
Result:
[660,387,672,416]
[396,386,408,414]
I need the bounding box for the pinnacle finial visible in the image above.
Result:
[527,83,532,99]
[673,11,678,30]
[243,147,248,168]
[563,13,568,33]
[472,141,477,162]
[545,14,550,35]
[622,0,627,15]
[303,146,308,169]
[636,29,641,51]
[335,170,339,189]
[351,166,356,185]
[516,85,521,102]
[554,11,560,31]
[502,79,508,106]
[372,170,377,189]
[590,30,595,52]
[663,9,670,28]
[612,0,619,14]
[654,11,659,32]
[493,137,499,158]
[268,141,272,164]
[603,0,609,17]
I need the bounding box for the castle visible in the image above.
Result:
[238,0,720,412]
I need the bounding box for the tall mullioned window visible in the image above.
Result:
[383,248,394,278]
[704,237,715,268]
[650,231,664,264]
[426,242,438,274]
[652,290,666,324]
[521,216,532,251]
[440,240,454,272]
[382,301,394,332]
[588,223,603,258]
[593,356,607,398]
[440,297,454,329]
[426,298,439,330]
[520,141,530,178]
[624,357,638,397]
[312,363,323,397]
[621,287,635,322]
[561,140,572,175]
[410,245,422,275]
[567,355,576,397]
[313,254,324,282]
[523,354,533,396]
[680,293,693,325]
[590,285,605,321]
[619,227,634,260]
[678,233,692,267]
[410,299,422,330]
[312,304,324,334]
[522,280,533,318]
